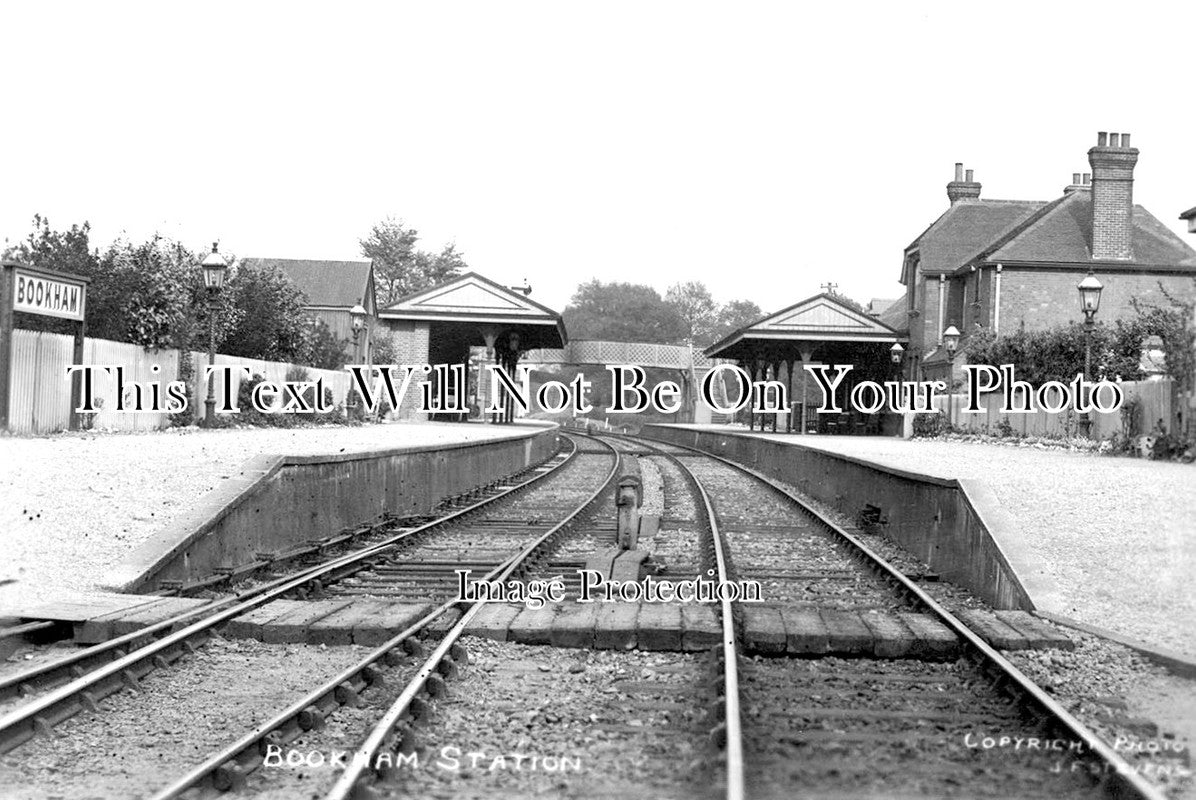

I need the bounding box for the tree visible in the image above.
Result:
[664,281,718,346]
[710,299,763,344]
[360,218,468,305]
[97,236,212,350]
[221,261,311,362]
[303,318,350,370]
[563,280,688,343]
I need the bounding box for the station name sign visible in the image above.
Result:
[13,267,87,321]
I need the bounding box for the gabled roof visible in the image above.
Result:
[875,297,909,334]
[1180,206,1196,221]
[380,272,566,349]
[962,192,1196,271]
[905,199,1046,278]
[706,292,903,359]
[242,258,374,309]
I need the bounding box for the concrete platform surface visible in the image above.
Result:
[662,425,1196,659]
[0,421,550,613]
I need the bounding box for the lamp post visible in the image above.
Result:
[348,300,367,416]
[350,300,367,358]
[200,243,228,427]
[942,326,960,428]
[1078,270,1103,437]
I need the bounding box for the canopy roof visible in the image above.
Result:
[379,271,566,350]
[705,292,904,361]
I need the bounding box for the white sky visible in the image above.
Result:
[3,1,1194,315]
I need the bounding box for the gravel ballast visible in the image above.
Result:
[0,634,359,799]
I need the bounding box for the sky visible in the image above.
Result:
[3,1,1194,315]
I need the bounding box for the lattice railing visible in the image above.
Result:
[522,340,718,370]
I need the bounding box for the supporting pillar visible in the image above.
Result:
[784,358,795,433]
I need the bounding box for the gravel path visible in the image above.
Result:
[693,428,1196,659]
[0,423,543,614]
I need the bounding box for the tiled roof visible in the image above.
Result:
[906,199,1046,275]
[240,258,373,308]
[985,193,1196,269]
[1179,206,1196,221]
[876,298,909,334]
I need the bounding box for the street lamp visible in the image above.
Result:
[889,342,905,365]
[942,326,960,428]
[200,243,228,427]
[350,300,367,354]
[1078,270,1103,379]
[1078,270,1103,437]
[347,300,367,418]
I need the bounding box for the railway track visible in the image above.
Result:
[600,431,1166,800]
[0,434,601,755]
[0,428,1175,799]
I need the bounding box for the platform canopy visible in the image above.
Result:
[379,271,567,351]
[705,292,905,363]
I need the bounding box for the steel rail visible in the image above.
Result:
[628,431,1166,800]
[0,440,573,708]
[0,435,577,753]
[322,435,623,800]
[608,434,747,800]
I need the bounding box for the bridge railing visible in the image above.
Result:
[522,339,719,370]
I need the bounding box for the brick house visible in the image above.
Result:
[892,132,1196,383]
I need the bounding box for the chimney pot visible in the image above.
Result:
[1110,133,1121,147]
[1072,173,1081,184]
[1083,173,1091,184]
[954,163,964,182]
[1121,133,1131,148]
[965,169,974,182]
[1098,132,1108,146]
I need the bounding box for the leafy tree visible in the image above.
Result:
[98,236,211,350]
[303,318,350,370]
[415,243,468,289]
[221,260,311,362]
[360,218,467,305]
[664,281,718,345]
[710,299,763,344]
[563,280,688,344]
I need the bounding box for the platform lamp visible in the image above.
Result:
[200,243,229,428]
[942,326,960,428]
[348,300,367,415]
[1077,270,1103,437]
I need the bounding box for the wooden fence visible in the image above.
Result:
[6,329,352,435]
[933,378,1174,439]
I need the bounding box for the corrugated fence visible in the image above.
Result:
[7,330,352,435]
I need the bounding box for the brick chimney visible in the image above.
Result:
[1088,132,1139,260]
[947,163,982,204]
